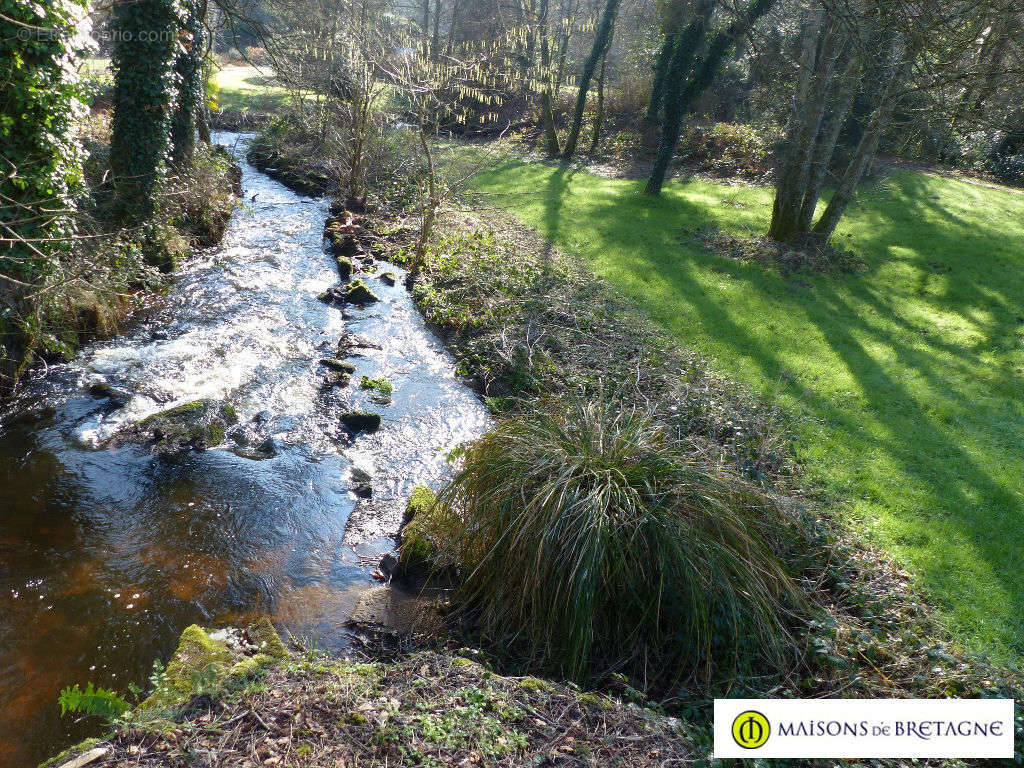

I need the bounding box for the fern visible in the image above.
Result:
[58,683,129,719]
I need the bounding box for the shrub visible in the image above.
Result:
[439,397,803,685]
[677,122,775,179]
[987,153,1024,185]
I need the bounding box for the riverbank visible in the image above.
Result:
[0,110,241,394]
[43,622,688,768]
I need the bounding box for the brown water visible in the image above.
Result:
[0,133,488,768]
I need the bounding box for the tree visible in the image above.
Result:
[766,0,1021,248]
[644,0,687,124]
[645,0,778,195]
[110,0,183,222]
[561,0,622,159]
[538,0,562,154]
[171,0,208,168]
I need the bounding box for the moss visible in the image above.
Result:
[517,676,552,692]
[343,279,379,305]
[403,485,436,524]
[335,255,354,279]
[248,616,288,659]
[142,624,233,708]
[398,486,458,578]
[360,376,393,403]
[579,691,615,709]
[227,653,275,683]
[141,621,287,709]
[133,399,237,454]
[37,738,104,768]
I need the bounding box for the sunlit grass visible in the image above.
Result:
[465,156,1024,665]
[212,63,290,111]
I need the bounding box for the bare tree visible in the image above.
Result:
[561,0,623,159]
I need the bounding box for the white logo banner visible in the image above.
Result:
[714,698,1014,759]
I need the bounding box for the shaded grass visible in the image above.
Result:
[464,157,1024,665]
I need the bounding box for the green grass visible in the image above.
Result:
[465,157,1024,665]
[212,63,290,110]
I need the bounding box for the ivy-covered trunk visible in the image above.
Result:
[110,0,182,222]
[645,0,777,196]
[171,0,207,168]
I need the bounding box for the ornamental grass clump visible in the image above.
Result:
[439,398,804,685]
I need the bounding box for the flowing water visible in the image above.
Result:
[0,133,489,768]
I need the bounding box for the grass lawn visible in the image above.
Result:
[465,157,1024,665]
[213,63,290,111]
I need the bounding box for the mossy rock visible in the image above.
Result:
[340,410,382,433]
[397,486,457,579]
[141,620,287,709]
[378,271,397,286]
[343,279,380,305]
[142,624,234,707]
[360,375,393,404]
[124,399,238,455]
[335,255,354,279]
[247,616,288,659]
[403,484,436,526]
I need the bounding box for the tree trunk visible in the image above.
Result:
[768,10,842,242]
[644,32,675,123]
[446,0,460,54]
[796,57,858,233]
[538,0,561,154]
[810,95,896,244]
[171,0,206,168]
[432,0,441,60]
[553,0,576,98]
[645,0,777,195]
[560,0,621,160]
[589,42,609,153]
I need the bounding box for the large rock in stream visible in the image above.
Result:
[114,399,238,456]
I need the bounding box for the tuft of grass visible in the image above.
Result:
[439,397,803,685]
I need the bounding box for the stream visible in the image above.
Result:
[0,133,489,768]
